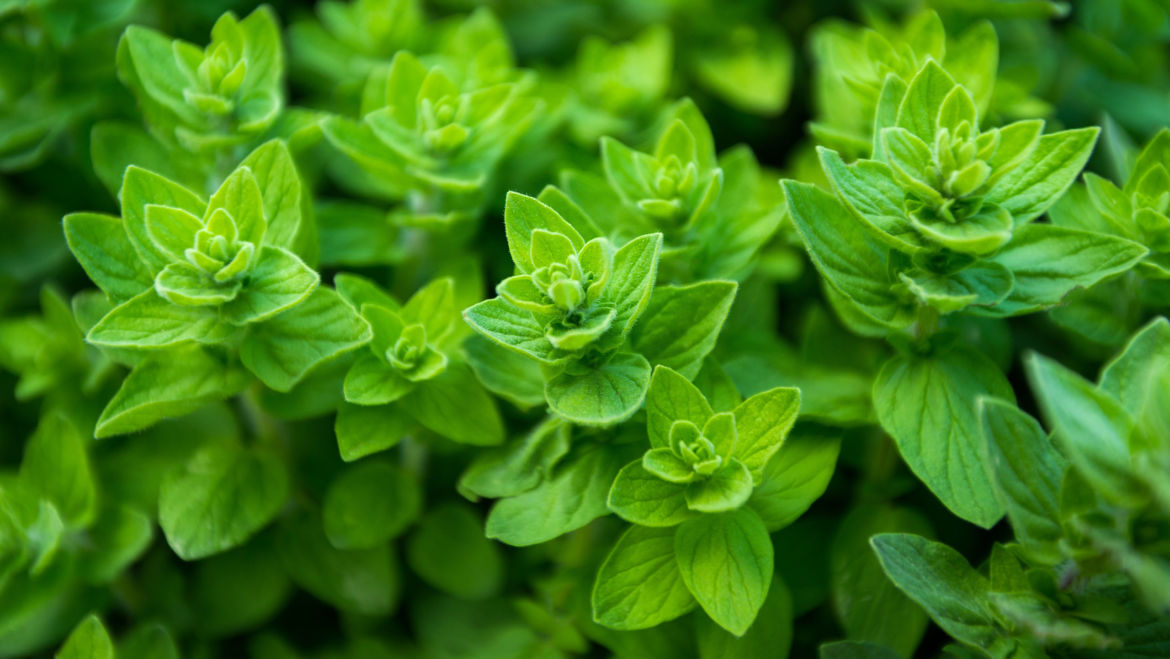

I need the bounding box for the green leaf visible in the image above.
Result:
[88,289,231,348]
[462,298,565,365]
[696,575,794,659]
[984,224,1147,316]
[684,460,754,513]
[783,181,913,328]
[630,281,737,379]
[545,351,651,426]
[830,506,932,657]
[240,139,310,258]
[731,387,800,482]
[403,364,504,445]
[63,212,153,302]
[609,460,697,527]
[277,513,399,616]
[1025,352,1143,505]
[463,333,546,409]
[978,398,1065,562]
[487,442,633,546]
[592,525,696,630]
[818,148,923,252]
[223,246,319,325]
[158,444,290,560]
[986,127,1101,224]
[323,461,420,549]
[606,233,662,334]
[870,534,1004,653]
[20,414,96,528]
[96,348,248,438]
[896,60,957,143]
[407,502,502,600]
[873,345,1011,528]
[749,427,841,532]
[242,287,372,392]
[334,403,414,462]
[120,166,207,275]
[503,192,584,273]
[1100,316,1170,417]
[675,508,774,636]
[343,354,412,405]
[81,505,153,584]
[459,417,570,500]
[898,262,1014,314]
[645,365,714,450]
[56,615,113,659]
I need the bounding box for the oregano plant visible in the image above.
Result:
[1,2,1169,658]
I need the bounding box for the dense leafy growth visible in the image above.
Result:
[2,0,1169,657]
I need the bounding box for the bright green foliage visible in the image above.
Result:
[117,7,283,153]
[4,1,1170,658]
[871,318,1170,657]
[594,365,834,636]
[466,190,738,425]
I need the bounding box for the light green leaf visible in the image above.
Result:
[407,502,502,600]
[63,212,153,302]
[459,417,570,500]
[609,460,697,527]
[159,444,290,560]
[334,402,414,462]
[873,346,1011,528]
[986,127,1100,223]
[403,364,504,445]
[463,333,545,409]
[242,287,372,392]
[1100,316,1170,417]
[503,192,584,273]
[696,574,793,659]
[223,246,319,325]
[487,442,633,546]
[56,615,113,659]
[88,289,231,348]
[749,427,841,532]
[684,460,753,513]
[462,298,565,365]
[545,352,651,426]
[645,365,713,450]
[896,60,958,143]
[818,148,923,252]
[96,348,248,438]
[606,233,662,334]
[870,534,1004,653]
[343,354,412,405]
[978,398,1065,563]
[324,461,420,549]
[592,525,696,630]
[898,262,1014,314]
[240,139,309,258]
[675,508,773,636]
[783,181,913,329]
[731,387,800,481]
[120,166,207,275]
[984,224,1147,316]
[1025,352,1143,505]
[630,281,737,379]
